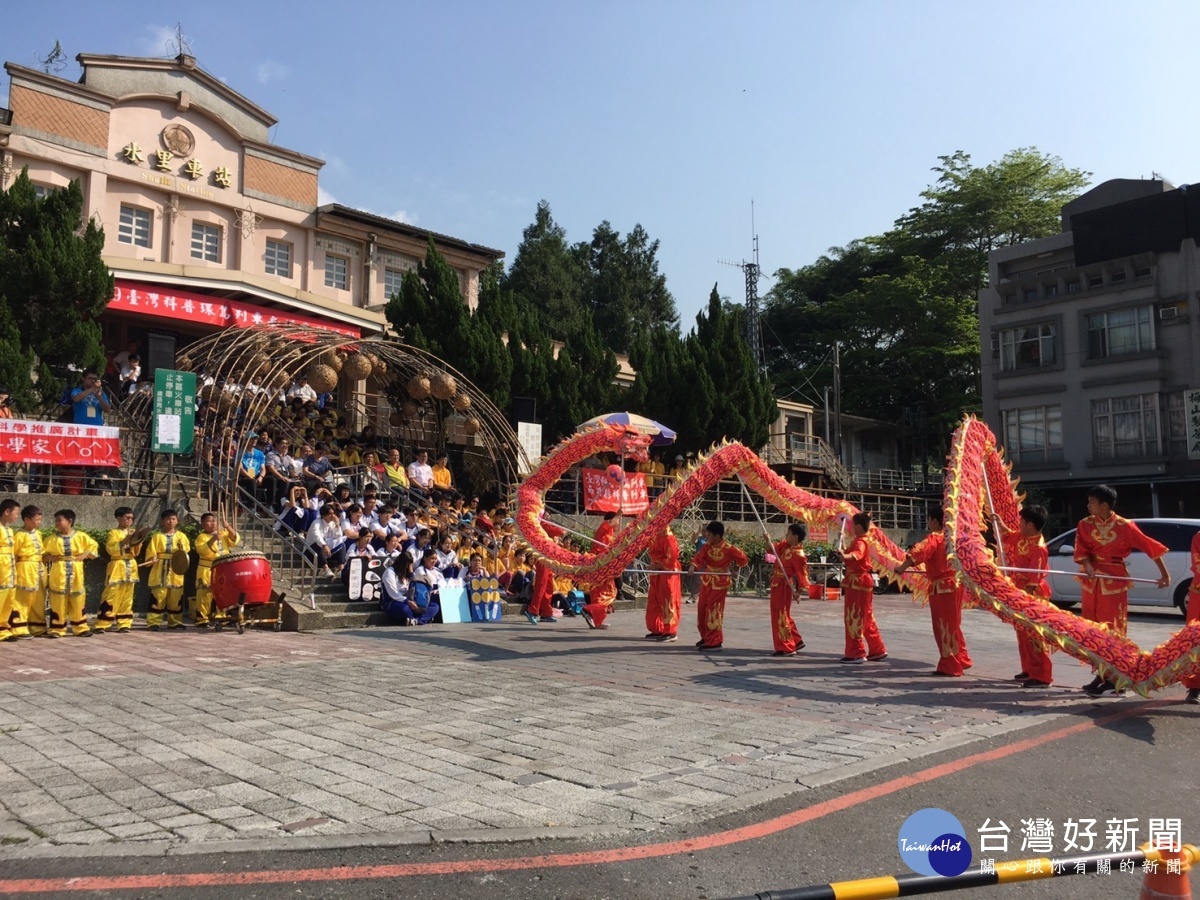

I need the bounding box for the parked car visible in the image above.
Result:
[1043,518,1200,616]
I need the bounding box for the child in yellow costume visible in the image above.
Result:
[12,505,47,636]
[194,511,240,627]
[143,509,191,630]
[0,499,19,641]
[97,507,143,633]
[43,509,99,637]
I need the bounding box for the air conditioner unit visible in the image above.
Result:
[1158,306,1182,320]
[989,336,1001,353]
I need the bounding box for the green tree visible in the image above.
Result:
[629,288,774,454]
[0,170,113,411]
[501,201,586,339]
[691,287,776,450]
[385,238,511,409]
[762,147,1089,463]
[576,221,678,353]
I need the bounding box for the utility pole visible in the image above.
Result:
[833,341,843,462]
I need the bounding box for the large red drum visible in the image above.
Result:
[211,551,273,610]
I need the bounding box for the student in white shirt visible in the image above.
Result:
[305,503,346,576]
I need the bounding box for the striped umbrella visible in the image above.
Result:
[576,412,677,445]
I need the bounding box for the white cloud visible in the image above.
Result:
[317,186,338,206]
[135,24,179,58]
[390,210,417,225]
[256,60,288,85]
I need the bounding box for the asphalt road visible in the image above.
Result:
[1,685,1195,900]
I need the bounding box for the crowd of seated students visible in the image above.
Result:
[268,476,544,613]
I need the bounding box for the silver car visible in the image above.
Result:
[1044,518,1200,616]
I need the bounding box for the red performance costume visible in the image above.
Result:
[1073,514,1168,637]
[768,540,808,654]
[692,539,749,649]
[580,576,617,628]
[909,531,973,676]
[1001,532,1053,685]
[526,559,556,619]
[1184,531,1200,697]
[841,535,887,661]
[646,529,682,637]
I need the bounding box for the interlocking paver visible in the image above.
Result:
[0,596,1184,851]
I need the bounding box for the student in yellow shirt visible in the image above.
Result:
[43,509,99,637]
[338,440,362,469]
[431,453,454,492]
[12,505,47,636]
[143,509,191,630]
[194,511,241,627]
[0,500,18,641]
[97,506,143,633]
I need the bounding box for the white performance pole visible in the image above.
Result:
[999,565,1162,586]
[539,516,610,549]
[981,461,1007,569]
[736,474,795,600]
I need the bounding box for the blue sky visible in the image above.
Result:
[4,1,1198,327]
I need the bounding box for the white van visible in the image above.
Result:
[1044,518,1200,616]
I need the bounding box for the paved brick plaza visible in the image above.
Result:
[0,595,1185,856]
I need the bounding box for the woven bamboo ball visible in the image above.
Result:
[176,354,193,371]
[367,353,386,374]
[401,400,419,419]
[430,372,457,401]
[407,374,431,400]
[321,349,343,371]
[388,411,404,427]
[342,352,373,381]
[464,416,482,435]
[452,393,472,413]
[306,363,338,394]
[249,351,271,372]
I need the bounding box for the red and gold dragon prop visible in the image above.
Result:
[946,416,1200,696]
[517,418,1200,696]
[516,423,931,598]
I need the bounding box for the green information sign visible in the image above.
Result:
[152,369,197,454]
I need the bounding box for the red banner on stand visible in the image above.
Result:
[582,469,649,514]
[0,419,122,467]
[108,281,361,338]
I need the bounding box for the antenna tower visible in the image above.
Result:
[718,203,765,372]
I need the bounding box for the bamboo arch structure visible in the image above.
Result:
[120,323,529,513]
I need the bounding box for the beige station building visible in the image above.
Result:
[0,51,502,378]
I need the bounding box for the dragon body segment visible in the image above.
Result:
[515,424,928,596]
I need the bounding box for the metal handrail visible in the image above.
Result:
[235,480,319,609]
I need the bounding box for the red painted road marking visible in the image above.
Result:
[0,701,1166,894]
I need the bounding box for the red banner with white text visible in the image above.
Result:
[581,469,649,514]
[108,281,361,338]
[0,419,122,467]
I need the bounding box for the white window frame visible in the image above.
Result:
[1087,305,1154,358]
[999,323,1057,372]
[1091,393,1160,460]
[190,222,221,263]
[118,204,152,248]
[325,254,348,290]
[383,267,406,300]
[265,239,292,278]
[1002,405,1063,465]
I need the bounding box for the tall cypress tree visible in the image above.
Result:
[689,286,776,450]
[0,170,113,411]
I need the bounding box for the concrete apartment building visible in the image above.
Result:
[979,178,1200,519]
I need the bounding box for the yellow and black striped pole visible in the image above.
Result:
[726,843,1198,900]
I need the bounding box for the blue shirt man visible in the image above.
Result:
[70,372,111,425]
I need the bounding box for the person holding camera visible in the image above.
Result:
[69,371,111,426]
